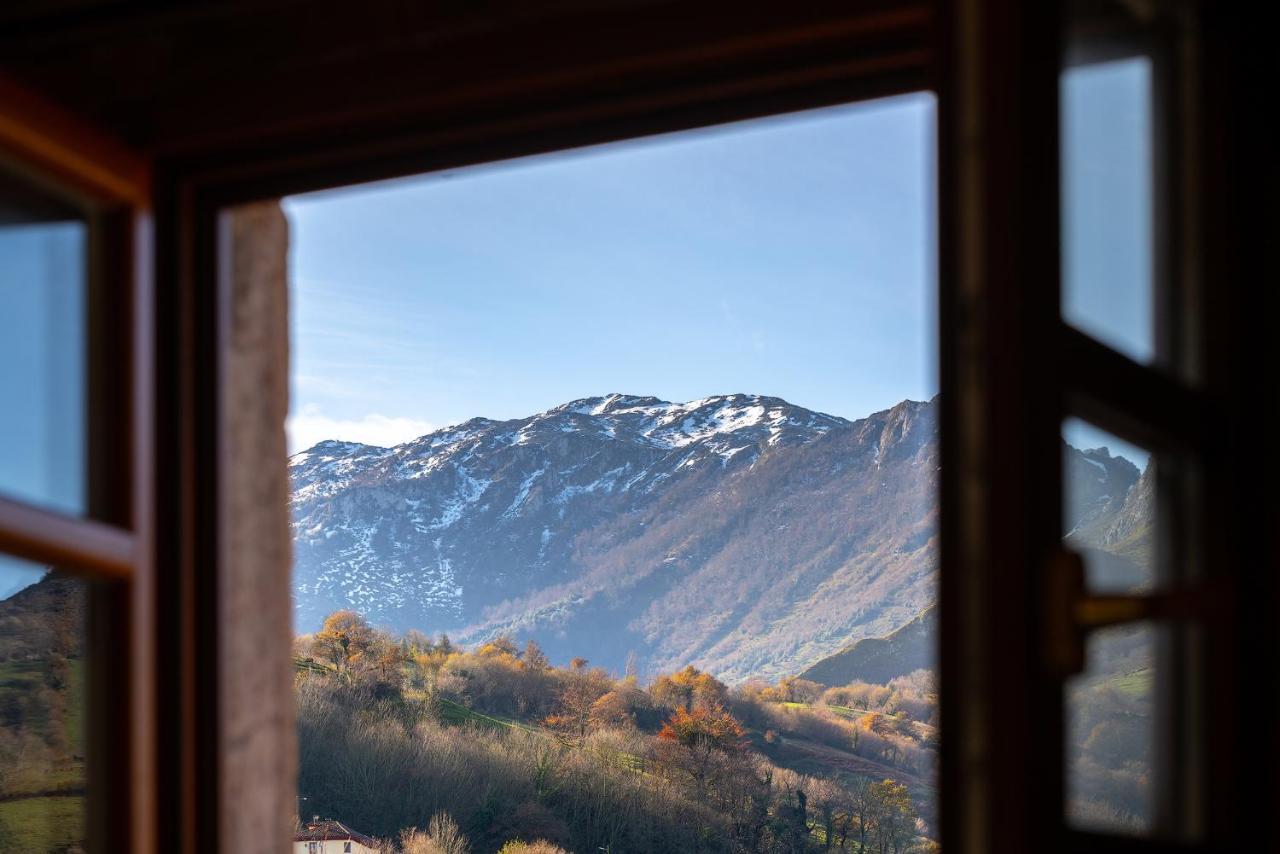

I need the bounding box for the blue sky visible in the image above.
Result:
[285,69,1151,464]
[285,93,938,452]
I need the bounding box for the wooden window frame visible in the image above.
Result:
[0,72,155,854]
[938,3,1273,853]
[163,3,1274,851]
[3,2,1269,852]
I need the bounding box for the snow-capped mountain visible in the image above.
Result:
[291,394,1141,680]
[290,394,847,632]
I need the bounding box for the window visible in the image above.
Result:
[1055,0,1205,843]
[6,2,1263,852]
[1061,55,1155,366]
[0,92,149,854]
[280,96,939,851]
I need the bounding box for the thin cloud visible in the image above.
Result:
[287,405,436,453]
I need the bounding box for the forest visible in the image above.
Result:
[294,610,941,854]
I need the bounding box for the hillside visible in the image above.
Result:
[799,606,935,687]
[294,618,939,852]
[799,442,1153,687]
[0,571,87,851]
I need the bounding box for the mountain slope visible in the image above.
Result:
[291,394,848,636]
[797,438,1154,687]
[462,397,939,682]
[291,394,1144,682]
[0,571,86,811]
[798,606,936,686]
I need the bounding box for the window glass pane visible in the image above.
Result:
[0,556,87,850]
[0,166,88,515]
[1063,418,1156,593]
[1061,55,1155,364]
[1066,622,1158,834]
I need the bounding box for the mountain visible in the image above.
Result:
[798,439,1154,686]
[290,393,1144,682]
[799,605,935,686]
[0,571,84,663]
[0,570,86,819]
[1065,449,1152,591]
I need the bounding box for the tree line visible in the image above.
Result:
[295,610,939,853]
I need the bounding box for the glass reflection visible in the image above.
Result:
[0,166,88,516]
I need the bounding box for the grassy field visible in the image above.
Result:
[0,795,84,850]
[782,700,920,728]
[432,695,539,733]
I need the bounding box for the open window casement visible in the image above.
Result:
[941,2,1274,852]
[0,73,154,853]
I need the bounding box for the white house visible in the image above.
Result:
[293,818,381,854]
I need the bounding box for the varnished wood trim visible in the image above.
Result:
[1060,325,1210,454]
[167,40,928,206]
[0,70,149,205]
[0,495,134,579]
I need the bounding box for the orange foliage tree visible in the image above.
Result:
[655,703,746,796]
[649,665,728,710]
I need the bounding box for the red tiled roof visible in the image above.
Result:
[293,819,378,847]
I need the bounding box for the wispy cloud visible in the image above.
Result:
[287,405,436,453]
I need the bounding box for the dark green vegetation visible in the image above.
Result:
[296,611,940,853]
[800,608,935,688]
[0,572,86,853]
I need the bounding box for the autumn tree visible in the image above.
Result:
[650,665,728,710]
[867,779,917,854]
[806,776,849,851]
[587,690,633,731]
[767,769,811,852]
[403,629,434,653]
[373,637,408,680]
[311,610,376,675]
[400,812,470,854]
[521,640,550,672]
[656,703,746,796]
[544,670,611,742]
[478,635,520,659]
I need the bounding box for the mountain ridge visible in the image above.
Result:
[290,393,1139,682]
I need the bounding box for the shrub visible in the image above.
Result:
[399,812,469,854]
[496,841,568,854]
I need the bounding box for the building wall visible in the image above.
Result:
[292,839,379,854]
